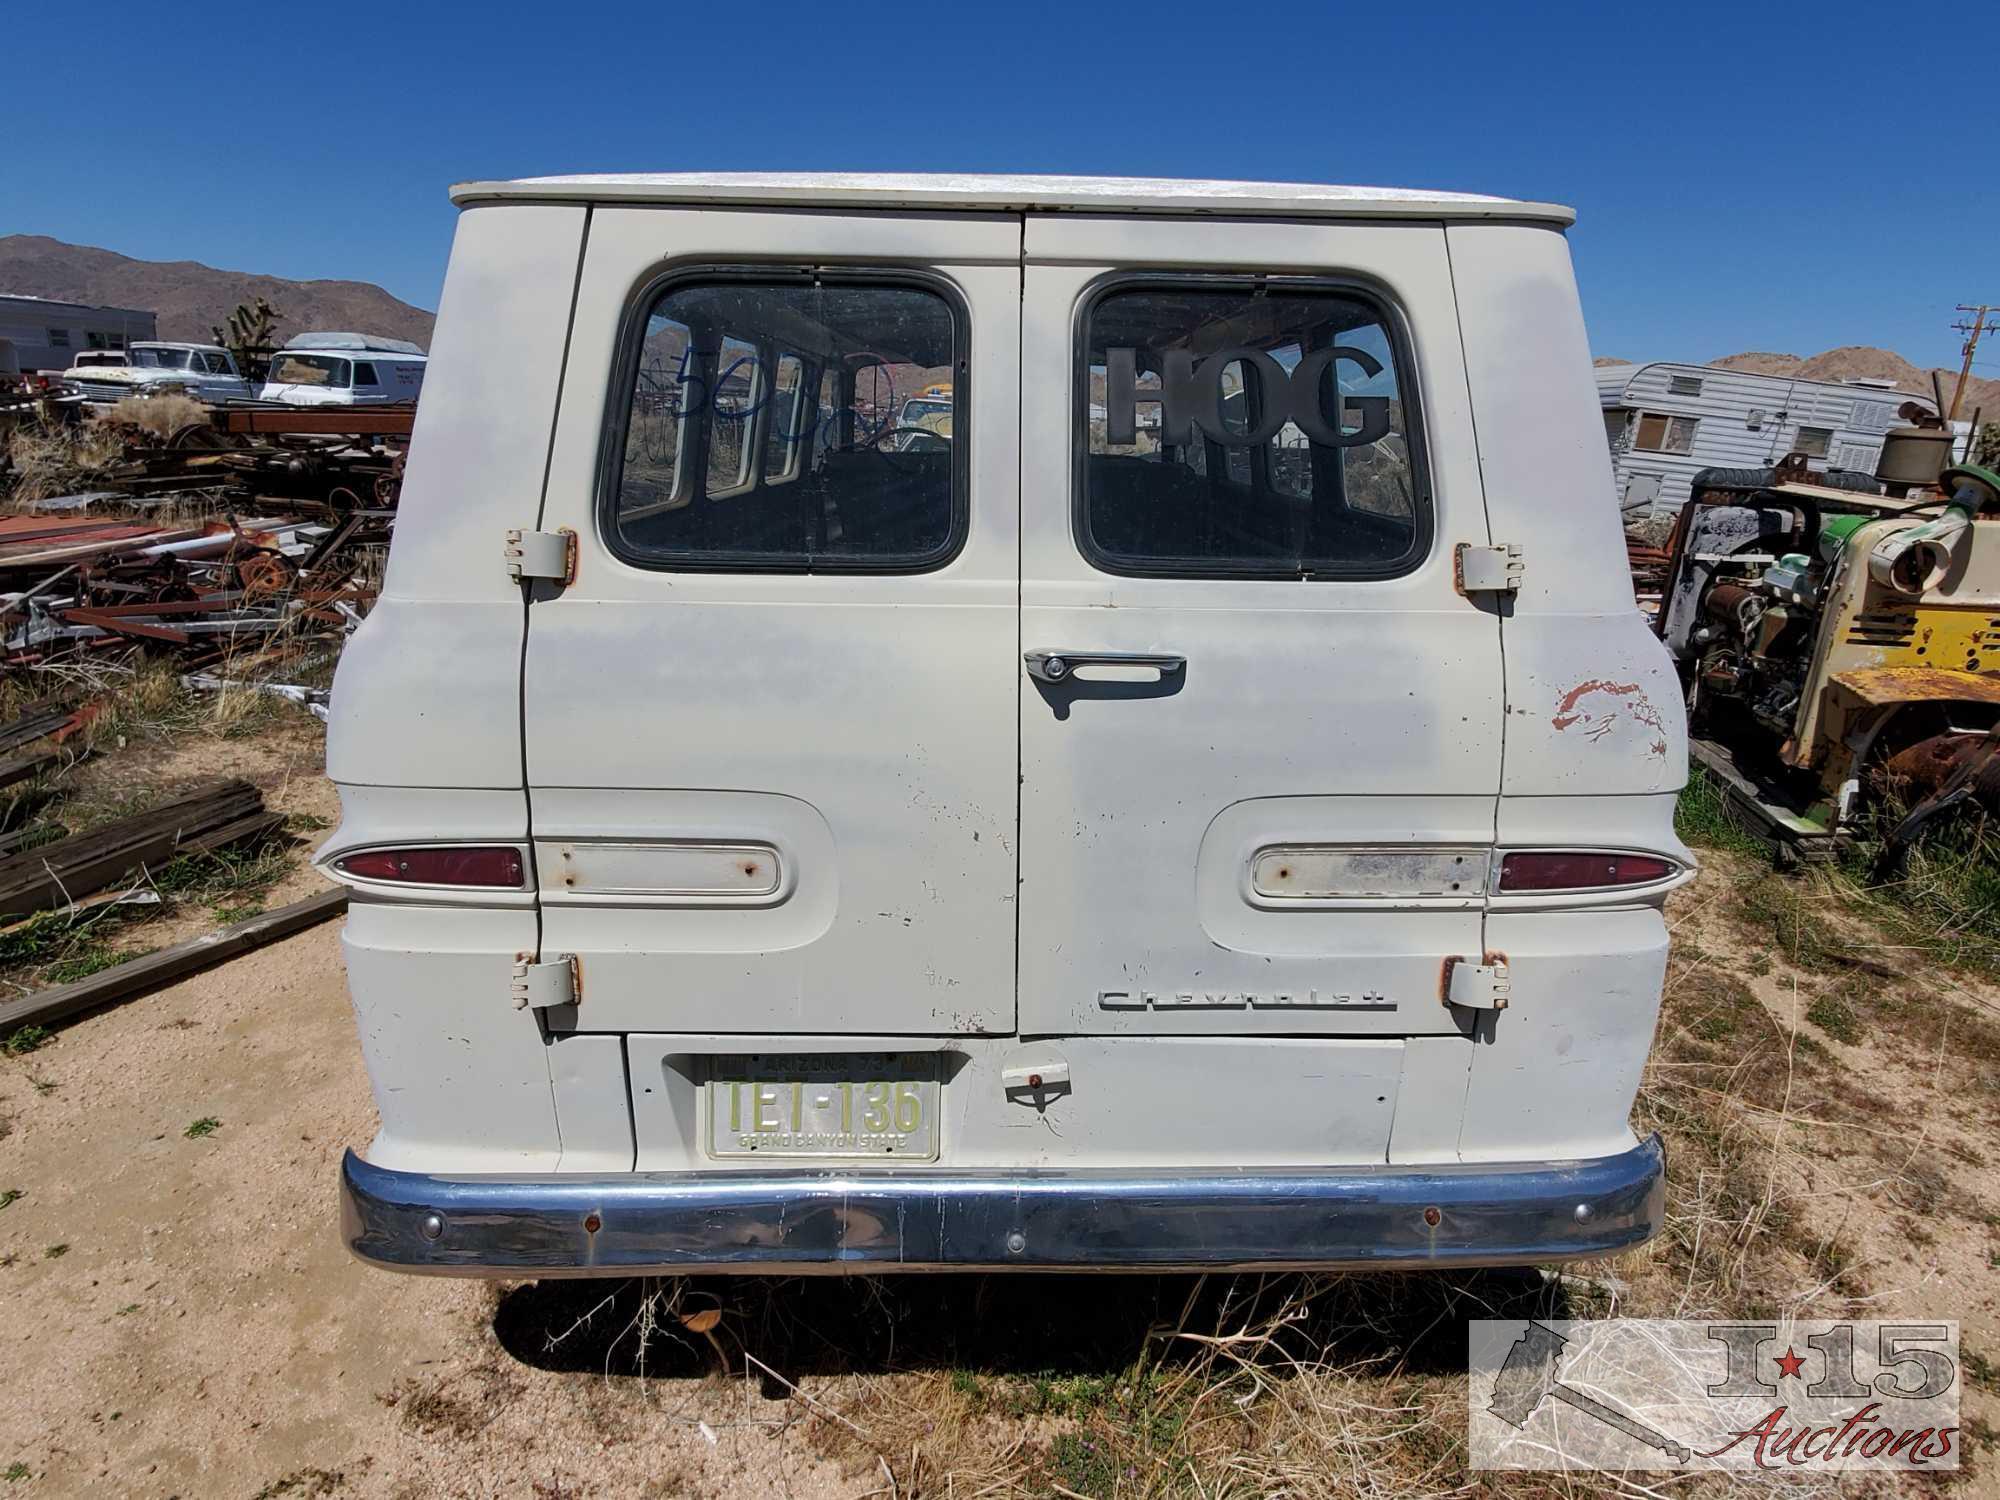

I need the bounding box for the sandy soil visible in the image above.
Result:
[0,917,881,1498]
[1652,855,2000,1435]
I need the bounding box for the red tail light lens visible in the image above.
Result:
[334,846,525,888]
[1497,852,1674,892]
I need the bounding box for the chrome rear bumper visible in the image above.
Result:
[340,1135,1664,1276]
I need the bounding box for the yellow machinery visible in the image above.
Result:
[1660,462,2000,854]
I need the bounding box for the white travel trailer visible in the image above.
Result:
[259,332,427,405]
[0,294,155,373]
[325,173,1689,1277]
[1597,360,1938,516]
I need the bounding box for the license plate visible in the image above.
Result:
[705,1052,940,1160]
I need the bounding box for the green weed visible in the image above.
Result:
[1048,1432,1120,1496]
[1676,767,1769,858]
[154,840,289,904]
[0,1189,20,1211]
[2,1027,49,1056]
[44,948,134,985]
[1806,992,1863,1045]
[183,1117,221,1140]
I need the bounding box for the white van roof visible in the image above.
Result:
[449,171,1576,226]
[282,332,426,356]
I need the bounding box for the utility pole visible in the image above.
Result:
[1948,304,1996,422]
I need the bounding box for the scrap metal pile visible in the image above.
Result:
[77,405,410,508]
[0,403,408,699]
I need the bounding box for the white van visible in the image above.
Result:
[325,173,1691,1276]
[259,333,426,405]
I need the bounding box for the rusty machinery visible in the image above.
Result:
[1656,416,2000,860]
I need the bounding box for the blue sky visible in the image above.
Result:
[6,1,1994,370]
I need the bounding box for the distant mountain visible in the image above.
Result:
[0,234,434,350]
[1709,346,1998,421]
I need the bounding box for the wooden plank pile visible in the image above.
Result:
[0,889,345,1035]
[0,778,283,920]
[0,698,95,791]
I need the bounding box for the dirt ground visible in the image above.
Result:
[0,915,893,1498]
[3,768,1999,1495]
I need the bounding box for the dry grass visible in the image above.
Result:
[3,419,125,503]
[97,393,208,441]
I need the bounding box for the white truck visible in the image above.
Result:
[62,341,252,405]
[324,173,1690,1276]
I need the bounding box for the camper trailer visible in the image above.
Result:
[1597,361,1938,517]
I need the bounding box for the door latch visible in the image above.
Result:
[1454,542,1524,596]
[1442,953,1510,1012]
[512,953,579,1010]
[505,527,577,586]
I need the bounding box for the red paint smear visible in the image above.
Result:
[1551,679,1669,758]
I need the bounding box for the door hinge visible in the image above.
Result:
[1442,953,1510,1012]
[1454,542,1523,596]
[505,527,577,586]
[512,953,579,1010]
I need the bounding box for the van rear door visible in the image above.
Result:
[522,207,1022,1035]
[1016,215,1503,1039]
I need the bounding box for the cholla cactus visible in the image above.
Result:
[210,297,283,383]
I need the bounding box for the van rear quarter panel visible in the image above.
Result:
[1447,224,1690,1160]
[328,203,587,791]
[327,205,587,1170]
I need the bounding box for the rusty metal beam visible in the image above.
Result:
[1829,667,2000,709]
[213,406,414,436]
[56,610,192,644]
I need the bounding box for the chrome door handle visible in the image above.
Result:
[1024,650,1186,683]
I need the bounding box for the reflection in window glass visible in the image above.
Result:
[1083,285,1423,577]
[614,281,962,569]
[705,336,761,495]
[762,354,806,483]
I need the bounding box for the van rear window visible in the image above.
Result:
[1080,282,1427,578]
[609,277,965,572]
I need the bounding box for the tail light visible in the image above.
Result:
[332,845,525,888]
[1496,851,1676,893]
